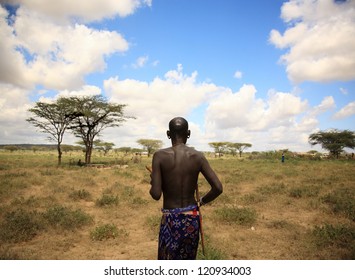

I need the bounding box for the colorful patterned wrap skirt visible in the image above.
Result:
[158,204,200,260]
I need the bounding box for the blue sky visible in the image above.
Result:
[0,0,354,152]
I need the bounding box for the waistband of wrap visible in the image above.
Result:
[161,204,198,215]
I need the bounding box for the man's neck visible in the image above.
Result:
[171,138,186,147]
[172,142,185,147]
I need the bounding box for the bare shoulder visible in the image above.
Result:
[153,147,173,159]
[186,146,205,160]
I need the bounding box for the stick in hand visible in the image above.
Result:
[196,184,206,256]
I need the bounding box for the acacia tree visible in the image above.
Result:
[308,129,355,158]
[209,142,228,157]
[26,98,78,165]
[116,147,132,155]
[231,142,252,157]
[137,139,163,157]
[94,140,115,156]
[65,95,133,164]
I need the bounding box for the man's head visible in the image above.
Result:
[167,117,190,141]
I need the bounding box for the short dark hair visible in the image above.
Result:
[169,117,189,137]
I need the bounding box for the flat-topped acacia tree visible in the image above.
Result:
[27,98,78,165]
[309,129,355,158]
[64,95,134,164]
[137,139,163,157]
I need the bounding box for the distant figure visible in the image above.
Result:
[281,153,285,163]
[149,117,223,260]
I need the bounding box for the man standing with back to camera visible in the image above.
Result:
[149,117,223,260]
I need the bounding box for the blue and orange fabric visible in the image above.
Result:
[158,204,200,260]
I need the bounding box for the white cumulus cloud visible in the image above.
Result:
[269,0,355,83]
[333,101,355,119]
[0,5,129,90]
[1,0,152,22]
[205,86,308,132]
[103,65,222,147]
[311,96,336,115]
[0,83,41,143]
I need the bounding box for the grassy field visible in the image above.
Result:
[0,150,354,260]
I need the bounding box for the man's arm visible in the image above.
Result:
[200,156,223,204]
[149,152,162,200]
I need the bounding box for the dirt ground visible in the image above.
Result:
[0,152,354,260]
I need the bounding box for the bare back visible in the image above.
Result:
[150,143,222,209]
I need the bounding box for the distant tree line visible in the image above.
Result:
[206,129,354,159]
[22,100,355,165]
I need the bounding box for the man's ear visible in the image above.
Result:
[167,130,171,139]
[187,130,191,138]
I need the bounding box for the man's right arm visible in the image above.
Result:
[199,156,223,204]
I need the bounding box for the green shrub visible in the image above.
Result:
[312,224,355,249]
[69,189,91,201]
[95,194,118,207]
[10,196,40,208]
[145,215,161,234]
[0,209,43,243]
[131,197,148,205]
[214,206,257,226]
[42,205,92,230]
[90,224,127,241]
[197,234,227,260]
[257,183,287,196]
[289,186,320,198]
[121,186,135,198]
[198,244,226,260]
[322,188,355,221]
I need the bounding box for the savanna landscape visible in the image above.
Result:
[0,149,354,260]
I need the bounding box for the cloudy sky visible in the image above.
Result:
[0,0,354,152]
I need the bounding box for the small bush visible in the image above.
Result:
[242,193,266,204]
[121,186,135,198]
[322,188,355,221]
[197,234,227,260]
[289,186,320,198]
[0,209,43,243]
[145,215,161,234]
[116,186,148,205]
[90,224,127,241]
[257,183,287,196]
[95,194,118,207]
[312,224,355,249]
[42,205,92,230]
[198,244,226,260]
[131,197,148,205]
[10,196,40,208]
[69,189,91,201]
[214,207,257,226]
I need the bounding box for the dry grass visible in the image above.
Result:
[0,150,354,260]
